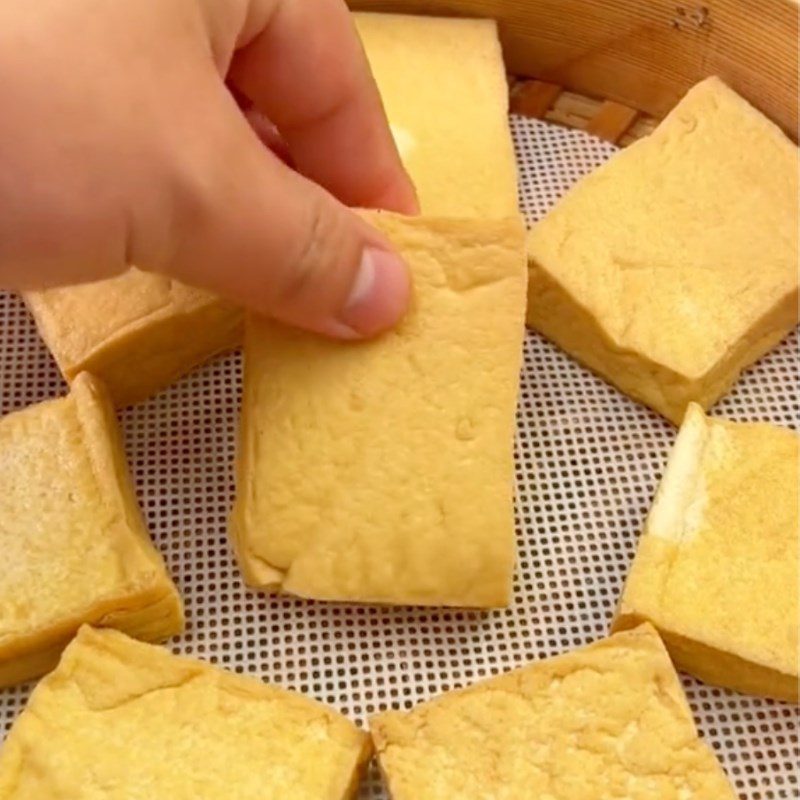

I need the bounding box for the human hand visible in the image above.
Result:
[0,0,418,338]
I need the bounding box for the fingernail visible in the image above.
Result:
[336,247,410,338]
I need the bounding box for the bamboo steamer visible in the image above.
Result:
[350,0,799,144]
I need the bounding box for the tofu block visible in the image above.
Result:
[355,13,518,217]
[371,625,736,799]
[26,268,243,407]
[0,374,183,688]
[231,214,527,607]
[526,77,799,423]
[0,626,370,799]
[613,404,799,702]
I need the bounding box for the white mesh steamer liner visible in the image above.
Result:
[0,117,797,799]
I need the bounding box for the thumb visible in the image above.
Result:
[155,94,410,340]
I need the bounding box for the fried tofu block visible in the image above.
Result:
[26,269,242,407]
[231,214,527,607]
[371,625,736,799]
[355,13,518,217]
[613,404,799,702]
[0,374,182,687]
[0,626,370,799]
[526,77,799,423]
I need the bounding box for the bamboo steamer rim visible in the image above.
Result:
[350,0,799,142]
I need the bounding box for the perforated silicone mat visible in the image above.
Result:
[1,116,798,799]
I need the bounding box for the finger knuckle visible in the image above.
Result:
[278,193,344,305]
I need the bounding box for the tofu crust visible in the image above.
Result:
[0,626,371,800]
[231,213,527,607]
[371,625,736,799]
[355,12,518,217]
[26,269,242,407]
[0,374,183,687]
[614,404,799,702]
[526,77,799,423]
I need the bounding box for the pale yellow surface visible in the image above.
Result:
[355,13,518,217]
[614,404,799,702]
[0,626,370,800]
[371,625,736,799]
[527,76,799,424]
[0,374,182,688]
[231,213,527,607]
[26,269,242,407]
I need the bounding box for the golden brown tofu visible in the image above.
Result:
[231,213,527,607]
[614,404,799,702]
[26,269,242,407]
[0,626,370,799]
[355,13,518,217]
[526,77,798,423]
[0,374,182,687]
[371,625,736,799]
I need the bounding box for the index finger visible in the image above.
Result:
[228,0,418,214]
